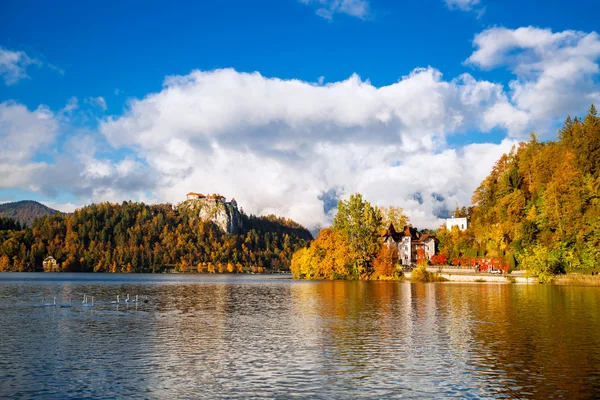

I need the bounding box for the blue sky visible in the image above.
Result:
[1,0,599,229]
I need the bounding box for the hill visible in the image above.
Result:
[0,201,61,227]
[436,105,600,280]
[0,201,312,272]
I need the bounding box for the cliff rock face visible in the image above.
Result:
[179,198,243,234]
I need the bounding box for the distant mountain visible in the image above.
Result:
[0,200,61,227]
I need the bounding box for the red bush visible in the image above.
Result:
[430,254,448,266]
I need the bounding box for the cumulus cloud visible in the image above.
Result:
[0,101,58,163]
[467,27,600,125]
[0,100,152,203]
[299,0,370,20]
[0,47,40,85]
[96,67,527,230]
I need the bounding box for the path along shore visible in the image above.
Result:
[405,268,600,285]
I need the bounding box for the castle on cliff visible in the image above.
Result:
[182,192,242,234]
[186,192,238,208]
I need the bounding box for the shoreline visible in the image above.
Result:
[3,271,600,286]
[404,271,600,286]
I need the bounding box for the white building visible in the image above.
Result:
[383,224,436,266]
[446,217,468,231]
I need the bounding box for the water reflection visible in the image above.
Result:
[0,274,599,398]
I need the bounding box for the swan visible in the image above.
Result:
[111,295,121,304]
[82,296,94,307]
[142,295,149,304]
[60,298,73,308]
[82,294,88,304]
[42,298,56,307]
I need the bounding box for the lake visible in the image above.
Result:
[0,273,599,399]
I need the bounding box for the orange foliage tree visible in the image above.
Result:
[372,244,399,279]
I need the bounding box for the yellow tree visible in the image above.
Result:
[378,206,409,231]
[226,262,235,273]
[0,255,10,272]
[333,193,382,276]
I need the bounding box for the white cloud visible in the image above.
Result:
[467,27,600,125]
[444,0,484,17]
[0,101,58,163]
[41,201,80,213]
[85,96,107,111]
[0,100,152,204]
[444,0,479,11]
[0,47,40,85]
[97,67,527,230]
[60,97,79,116]
[299,0,370,20]
[0,101,59,192]
[444,0,485,12]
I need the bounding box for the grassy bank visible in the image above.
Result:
[555,274,600,286]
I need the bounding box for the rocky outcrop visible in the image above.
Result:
[178,197,243,234]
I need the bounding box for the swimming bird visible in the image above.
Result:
[59,298,73,308]
[82,296,94,307]
[142,295,149,304]
[82,294,88,304]
[111,295,121,304]
[42,297,57,307]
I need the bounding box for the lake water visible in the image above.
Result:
[0,274,599,399]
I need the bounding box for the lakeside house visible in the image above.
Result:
[43,256,59,272]
[383,224,436,266]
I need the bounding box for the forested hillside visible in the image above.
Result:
[437,105,600,280]
[0,201,61,227]
[0,201,312,272]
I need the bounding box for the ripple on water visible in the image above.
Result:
[0,274,599,398]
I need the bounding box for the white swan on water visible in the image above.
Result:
[82,296,94,307]
[42,297,57,307]
[60,298,73,308]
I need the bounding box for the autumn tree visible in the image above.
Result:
[290,228,353,279]
[333,193,382,276]
[372,244,399,279]
[378,206,409,231]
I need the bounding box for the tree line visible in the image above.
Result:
[0,201,312,273]
[436,105,600,281]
